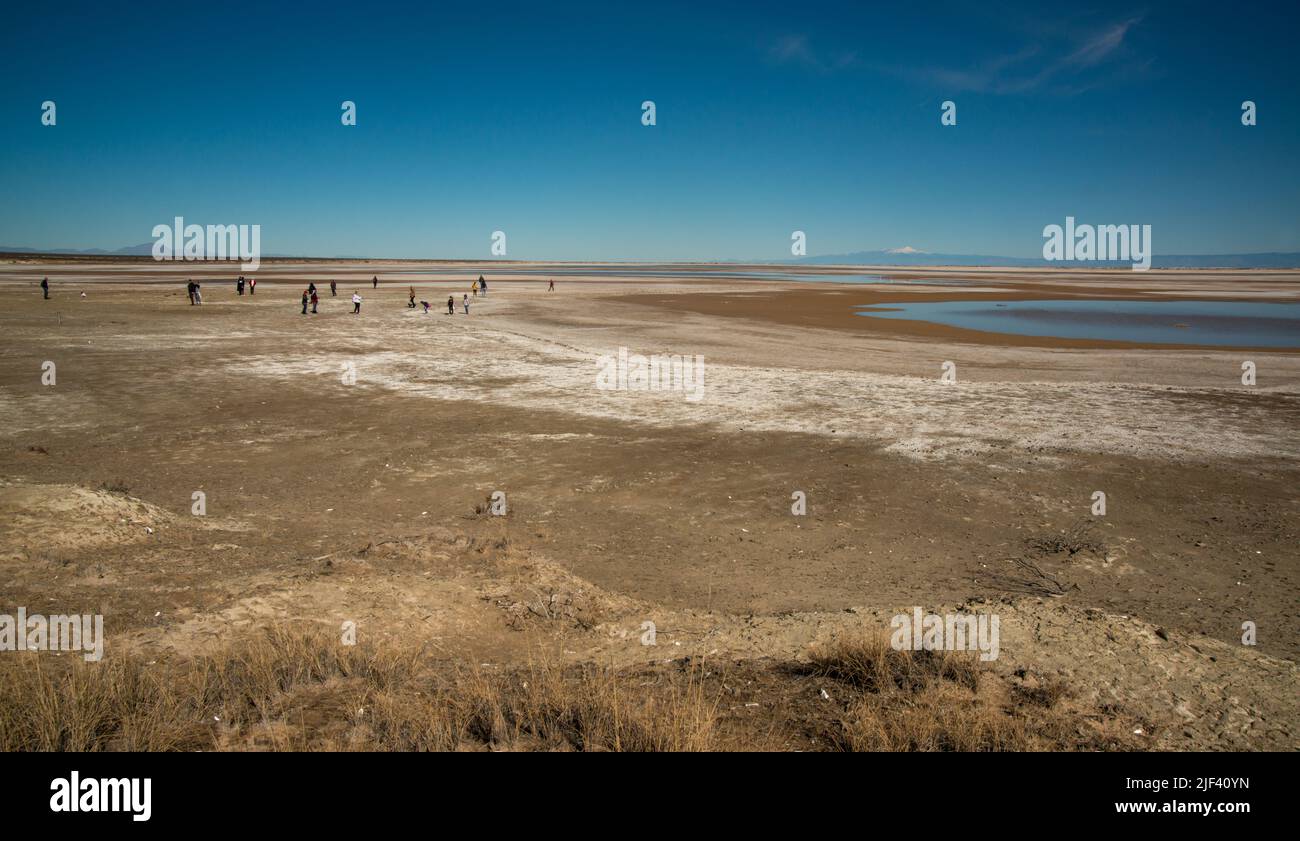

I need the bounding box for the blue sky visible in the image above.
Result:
[1,0,1297,260]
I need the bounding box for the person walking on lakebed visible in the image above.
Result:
[352,291,363,314]
[446,295,454,315]
[372,276,378,289]
[41,277,50,299]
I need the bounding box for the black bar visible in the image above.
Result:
[4,752,1277,827]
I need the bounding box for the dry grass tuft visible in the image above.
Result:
[802,633,1143,752]
[1029,520,1106,557]
[807,633,980,693]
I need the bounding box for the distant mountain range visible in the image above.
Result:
[795,249,1300,269]
[0,243,158,256]
[0,243,299,258]
[3,244,1299,268]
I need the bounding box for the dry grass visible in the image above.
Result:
[0,627,1144,752]
[1028,519,1107,557]
[0,628,717,752]
[808,634,981,693]
[803,634,1144,752]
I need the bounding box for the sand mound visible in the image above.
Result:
[0,481,175,557]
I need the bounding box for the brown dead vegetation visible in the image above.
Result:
[0,627,1146,752]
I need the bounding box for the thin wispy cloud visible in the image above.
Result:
[1063,16,1142,68]
[768,34,858,72]
[905,14,1147,95]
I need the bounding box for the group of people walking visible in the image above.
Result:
[301,282,319,314]
[41,272,551,308]
[296,275,482,317]
[172,273,520,315]
[301,280,364,314]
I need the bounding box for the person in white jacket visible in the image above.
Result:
[352,292,362,314]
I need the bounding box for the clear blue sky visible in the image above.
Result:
[1,0,1296,260]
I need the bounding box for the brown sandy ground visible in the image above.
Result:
[0,262,1296,750]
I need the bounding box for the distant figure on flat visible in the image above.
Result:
[479,276,487,296]
[41,277,49,299]
[548,279,554,291]
[372,276,378,289]
[249,277,257,295]
[446,295,454,315]
[462,293,470,314]
[310,288,319,314]
[192,281,202,304]
[301,289,309,315]
[420,300,430,313]
[330,280,337,296]
[352,292,362,314]
[408,285,416,308]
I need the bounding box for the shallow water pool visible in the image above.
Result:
[855,299,1300,347]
